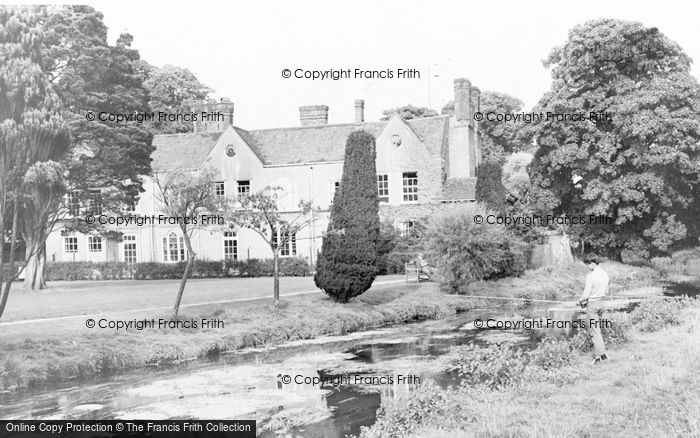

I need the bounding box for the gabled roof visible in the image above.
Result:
[150,115,451,169]
[151,131,222,171]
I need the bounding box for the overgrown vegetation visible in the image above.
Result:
[359,296,698,438]
[475,160,507,213]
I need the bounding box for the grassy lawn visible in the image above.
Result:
[1,276,408,323]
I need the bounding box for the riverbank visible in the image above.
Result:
[0,282,468,391]
[359,296,700,437]
[0,260,663,392]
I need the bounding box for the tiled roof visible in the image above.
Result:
[235,123,383,164]
[151,132,222,171]
[150,115,451,169]
[238,116,449,165]
[440,177,477,201]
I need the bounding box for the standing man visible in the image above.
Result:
[576,253,609,364]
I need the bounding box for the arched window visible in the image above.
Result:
[162,232,186,262]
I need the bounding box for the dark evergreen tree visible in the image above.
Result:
[475,160,507,213]
[314,130,380,302]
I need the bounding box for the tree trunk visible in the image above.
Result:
[0,197,20,321]
[173,229,196,321]
[173,255,194,320]
[273,251,280,307]
[24,243,47,290]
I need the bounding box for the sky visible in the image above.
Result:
[23,1,700,129]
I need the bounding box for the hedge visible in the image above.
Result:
[44,257,311,281]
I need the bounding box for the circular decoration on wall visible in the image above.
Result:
[390,134,402,147]
[225,144,236,157]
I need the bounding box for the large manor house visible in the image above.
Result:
[46,78,482,266]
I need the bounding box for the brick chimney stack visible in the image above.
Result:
[453,78,471,124]
[299,105,329,126]
[193,97,234,133]
[469,87,481,131]
[354,99,365,124]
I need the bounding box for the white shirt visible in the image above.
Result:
[581,267,609,302]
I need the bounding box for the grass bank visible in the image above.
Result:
[0,282,469,391]
[359,297,700,437]
[463,260,661,303]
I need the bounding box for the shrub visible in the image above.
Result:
[379,252,417,275]
[452,342,526,388]
[425,203,525,291]
[629,298,688,332]
[650,256,675,277]
[358,380,468,438]
[47,258,310,281]
[527,337,573,370]
[46,262,132,281]
[315,130,380,302]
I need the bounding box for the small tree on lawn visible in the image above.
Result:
[232,186,315,306]
[154,167,222,319]
[314,130,380,303]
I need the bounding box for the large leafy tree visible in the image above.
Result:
[314,130,380,302]
[0,6,70,318]
[528,19,700,259]
[143,64,212,134]
[17,6,154,289]
[380,104,437,121]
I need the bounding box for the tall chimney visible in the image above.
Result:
[354,99,365,124]
[193,97,234,133]
[219,97,234,127]
[469,87,480,131]
[299,105,329,126]
[453,78,471,123]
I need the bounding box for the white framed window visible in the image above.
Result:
[272,229,297,257]
[399,220,416,237]
[402,172,418,202]
[237,180,250,196]
[329,180,340,205]
[87,189,102,215]
[162,232,186,262]
[88,236,103,252]
[223,231,237,261]
[215,181,225,197]
[64,236,78,253]
[66,191,80,216]
[377,174,389,202]
[123,234,137,264]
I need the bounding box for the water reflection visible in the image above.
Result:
[0,304,544,438]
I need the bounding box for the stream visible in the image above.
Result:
[0,303,563,437]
